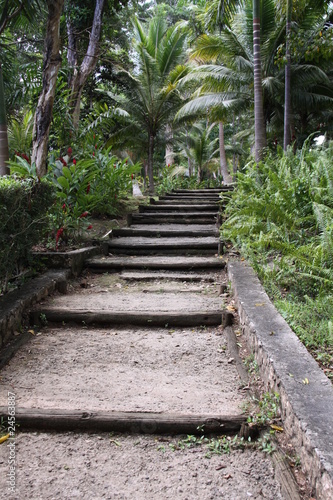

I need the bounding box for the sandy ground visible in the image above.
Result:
[0,432,283,500]
[0,271,289,499]
[0,325,245,414]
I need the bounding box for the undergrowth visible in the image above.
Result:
[221,141,333,378]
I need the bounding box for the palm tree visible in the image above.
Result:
[0,64,9,175]
[104,16,188,193]
[177,121,220,181]
[178,0,333,158]
[283,0,292,150]
[253,0,267,161]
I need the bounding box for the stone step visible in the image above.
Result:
[129,214,217,225]
[31,291,226,327]
[119,271,218,282]
[172,188,231,193]
[151,198,219,205]
[108,236,219,256]
[87,255,226,271]
[140,204,218,212]
[160,194,221,200]
[112,225,218,238]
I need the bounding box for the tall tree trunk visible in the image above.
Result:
[165,123,174,166]
[253,0,266,163]
[219,121,232,183]
[66,14,77,88]
[0,64,9,176]
[283,0,292,151]
[68,0,105,129]
[148,133,155,194]
[31,0,64,178]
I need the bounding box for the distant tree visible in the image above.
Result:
[31,0,64,178]
[104,16,188,193]
[65,0,105,129]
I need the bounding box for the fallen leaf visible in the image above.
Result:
[255,303,266,307]
[0,434,10,444]
[270,425,284,432]
[28,329,35,335]
[226,305,236,312]
[216,464,227,471]
[223,474,232,479]
[302,378,309,384]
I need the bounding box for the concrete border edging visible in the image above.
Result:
[0,270,70,350]
[228,260,333,500]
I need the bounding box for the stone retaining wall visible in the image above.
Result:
[228,260,333,500]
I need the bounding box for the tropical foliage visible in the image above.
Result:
[0,0,333,373]
[222,141,333,373]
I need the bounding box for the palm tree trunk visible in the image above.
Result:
[253,0,266,162]
[219,121,232,183]
[148,133,155,194]
[283,0,292,151]
[0,63,9,176]
[165,123,174,166]
[31,0,64,178]
[68,0,105,129]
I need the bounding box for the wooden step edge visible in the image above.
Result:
[0,406,247,435]
[86,258,226,270]
[30,310,231,327]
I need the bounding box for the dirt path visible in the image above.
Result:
[0,189,293,499]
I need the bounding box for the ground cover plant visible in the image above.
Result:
[222,141,333,379]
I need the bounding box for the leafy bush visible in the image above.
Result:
[222,142,333,364]
[222,143,333,296]
[0,176,56,292]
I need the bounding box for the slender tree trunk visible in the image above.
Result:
[0,64,9,176]
[283,0,292,151]
[68,0,105,129]
[219,121,232,183]
[66,15,77,88]
[148,133,155,194]
[165,123,174,166]
[31,0,64,178]
[253,0,266,163]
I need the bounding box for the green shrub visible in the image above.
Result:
[222,141,333,360]
[0,176,55,292]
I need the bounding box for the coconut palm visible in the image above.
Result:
[103,16,188,193]
[177,0,333,159]
[177,121,220,181]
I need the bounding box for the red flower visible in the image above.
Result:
[67,147,72,155]
[126,160,128,164]
[56,227,64,250]
[95,144,98,149]
[131,174,134,180]
[167,164,170,167]
[87,225,93,230]
[86,183,91,194]
[73,158,77,165]
[92,152,95,157]
[62,203,66,210]
[93,134,96,139]
[59,157,67,166]
[79,211,88,218]
[114,165,116,169]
